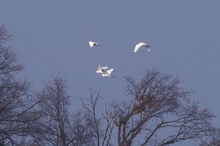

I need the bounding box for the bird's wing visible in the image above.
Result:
[134,42,145,53]
[89,41,95,47]
[107,68,114,75]
[134,45,140,53]
[97,64,102,69]
[96,64,103,73]
[96,70,102,73]
[101,73,108,77]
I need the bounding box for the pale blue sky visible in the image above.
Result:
[1,1,220,145]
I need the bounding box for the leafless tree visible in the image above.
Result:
[69,111,94,146]
[32,75,112,146]
[31,75,98,146]
[80,90,115,146]
[0,25,12,47]
[31,75,72,146]
[78,69,218,146]
[199,128,220,146]
[108,68,216,146]
[0,25,39,146]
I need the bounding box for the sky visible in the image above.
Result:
[0,1,220,145]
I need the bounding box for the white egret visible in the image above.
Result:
[88,41,101,47]
[134,42,150,53]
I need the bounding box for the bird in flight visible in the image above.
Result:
[89,41,102,47]
[96,64,114,78]
[134,42,151,53]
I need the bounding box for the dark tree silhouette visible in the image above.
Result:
[0,25,38,146]
[31,75,72,146]
[31,76,97,146]
[199,129,220,146]
[112,69,216,146]
[80,90,115,146]
[81,69,218,146]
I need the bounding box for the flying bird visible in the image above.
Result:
[96,64,114,78]
[134,42,151,53]
[96,64,108,74]
[88,41,102,47]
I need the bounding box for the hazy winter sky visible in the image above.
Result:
[1,1,220,145]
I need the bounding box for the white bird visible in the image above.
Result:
[96,64,108,74]
[134,42,151,53]
[101,68,114,77]
[89,41,101,47]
